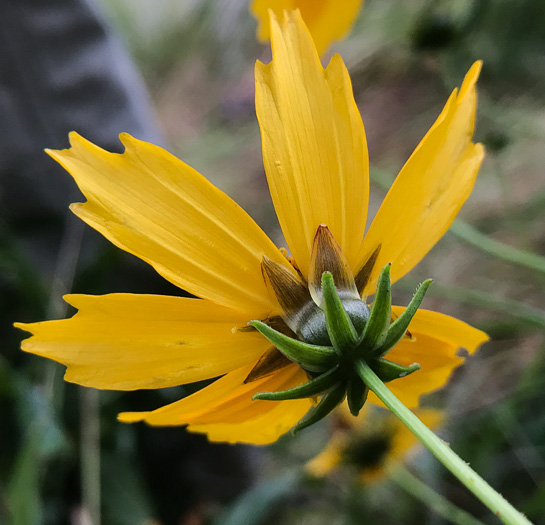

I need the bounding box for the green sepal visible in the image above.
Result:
[321,272,358,354]
[252,366,343,401]
[358,264,392,351]
[346,376,369,416]
[373,279,433,357]
[250,321,337,373]
[292,383,347,435]
[370,358,421,383]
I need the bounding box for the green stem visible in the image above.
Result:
[449,221,545,276]
[355,360,532,525]
[390,464,486,525]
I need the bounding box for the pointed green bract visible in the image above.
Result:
[347,376,369,416]
[370,358,421,383]
[321,272,358,354]
[253,366,342,401]
[373,279,433,357]
[249,320,337,372]
[291,384,347,435]
[253,258,434,434]
[358,264,392,351]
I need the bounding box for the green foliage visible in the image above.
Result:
[213,471,300,525]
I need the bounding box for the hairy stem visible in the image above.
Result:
[355,360,532,525]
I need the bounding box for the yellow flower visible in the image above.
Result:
[16,11,487,445]
[251,0,363,55]
[306,404,443,483]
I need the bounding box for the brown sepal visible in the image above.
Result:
[354,244,381,296]
[261,256,313,331]
[244,347,292,383]
[308,225,358,306]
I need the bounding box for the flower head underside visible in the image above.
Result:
[16,11,488,445]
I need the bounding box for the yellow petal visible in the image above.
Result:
[119,363,311,445]
[186,398,309,445]
[392,306,489,354]
[356,62,485,295]
[47,133,291,316]
[369,307,488,407]
[251,1,364,56]
[16,294,270,390]
[255,10,369,278]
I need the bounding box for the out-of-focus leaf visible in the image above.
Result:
[14,380,66,458]
[213,471,301,525]
[6,426,44,525]
[522,480,545,517]
[4,373,67,525]
[0,356,14,395]
[102,451,155,525]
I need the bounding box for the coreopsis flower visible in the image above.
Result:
[306,405,442,483]
[16,10,487,445]
[251,0,363,55]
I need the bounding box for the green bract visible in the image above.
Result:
[251,265,432,431]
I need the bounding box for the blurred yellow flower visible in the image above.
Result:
[251,0,364,55]
[306,405,443,483]
[16,11,487,445]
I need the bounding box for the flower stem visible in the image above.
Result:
[354,360,532,525]
[389,464,487,525]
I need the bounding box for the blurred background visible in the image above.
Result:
[2,0,545,523]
